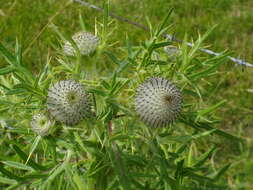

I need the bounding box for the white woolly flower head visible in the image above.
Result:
[63,31,99,56]
[135,77,182,127]
[47,80,91,125]
[30,113,52,136]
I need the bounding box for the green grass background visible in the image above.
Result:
[1,0,253,189]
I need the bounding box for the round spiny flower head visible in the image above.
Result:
[135,77,182,127]
[30,113,52,136]
[47,80,91,125]
[63,31,99,56]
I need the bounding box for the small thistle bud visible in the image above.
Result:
[135,77,182,127]
[30,113,52,136]
[63,31,99,56]
[47,80,91,125]
[164,45,180,60]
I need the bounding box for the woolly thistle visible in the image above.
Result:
[30,113,53,136]
[47,80,91,125]
[63,31,99,56]
[135,77,182,127]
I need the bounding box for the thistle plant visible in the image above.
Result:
[135,77,182,127]
[0,4,244,190]
[47,80,91,125]
[63,31,99,56]
[30,113,53,136]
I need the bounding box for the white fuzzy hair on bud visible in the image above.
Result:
[135,77,182,127]
[47,80,91,125]
[63,31,99,56]
[164,45,180,60]
[30,113,52,136]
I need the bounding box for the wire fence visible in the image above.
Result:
[73,0,253,68]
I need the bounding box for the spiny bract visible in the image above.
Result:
[63,31,99,56]
[47,80,91,125]
[30,113,52,136]
[135,77,182,127]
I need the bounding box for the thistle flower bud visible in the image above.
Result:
[164,45,180,60]
[47,80,91,125]
[135,77,182,127]
[63,31,99,56]
[30,113,52,136]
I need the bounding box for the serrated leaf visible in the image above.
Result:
[11,144,46,171]
[26,136,42,164]
[6,88,26,95]
[0,42,17,65]
[155,8,173,37]
[179,116,243,142]
[0,176,17,185]
[0,66,16,75]
[46,150,72,183]
[212,163,231,181]
[1,161,34,171]
[110,79,129,95]
[151,41,171,50]
[197,100,226,116]
[0,164,21,181]
[105,51,120,65]
[193,146,216,167]
[192,129,216,139]
[101,80,111,89]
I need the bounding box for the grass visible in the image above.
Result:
[0,0,253,189]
